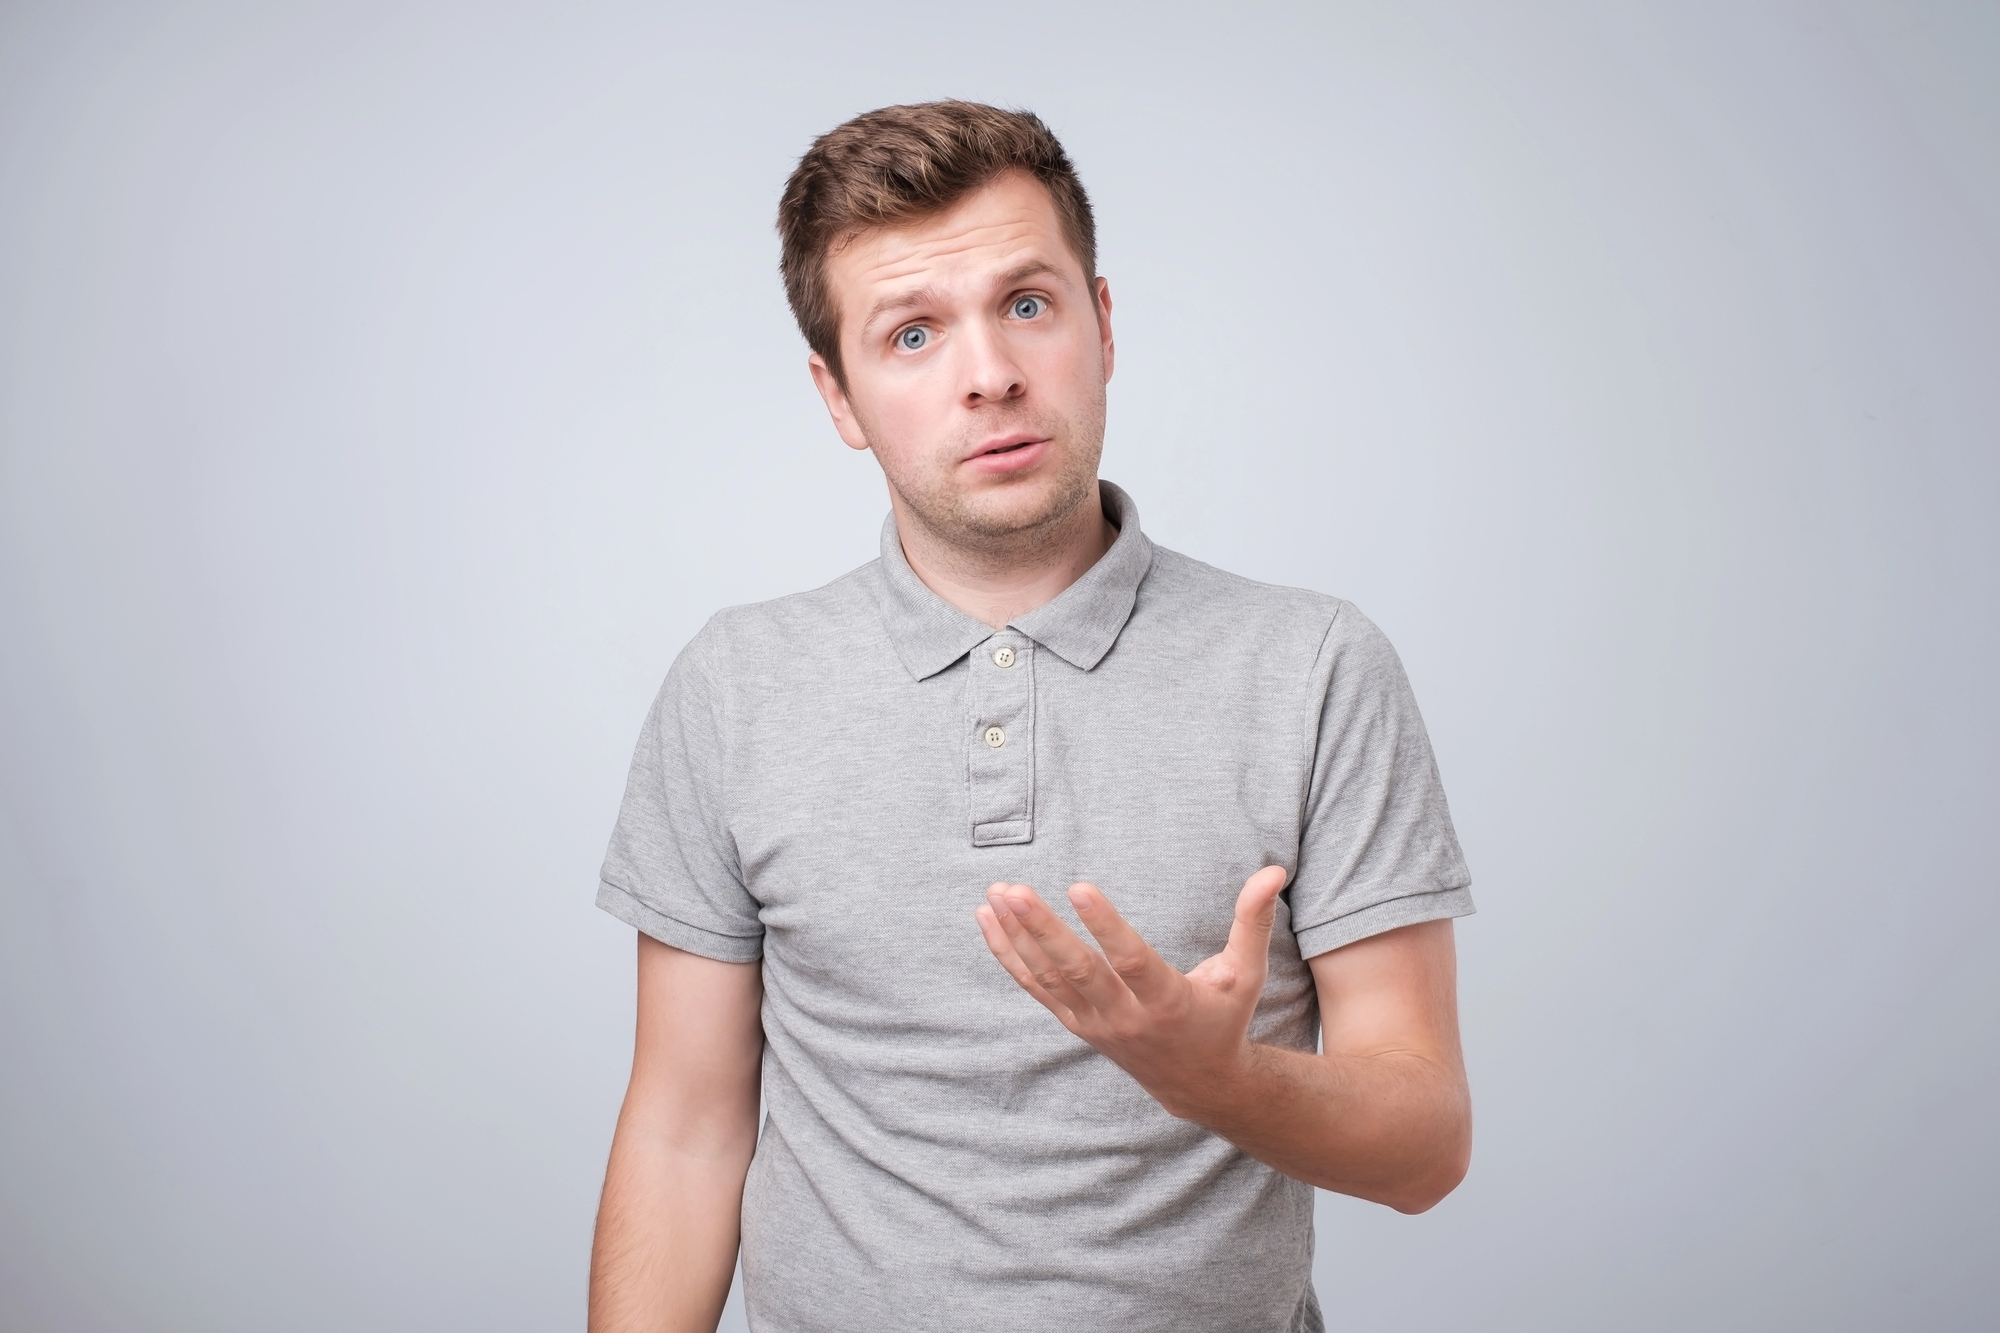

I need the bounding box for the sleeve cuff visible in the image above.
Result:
[596,879,764,964]
[1293,886,1475,959]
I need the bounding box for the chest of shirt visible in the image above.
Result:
[721,633,1315,982]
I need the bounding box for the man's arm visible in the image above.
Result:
[589,934,763,1332]
[975,871,1470,1214]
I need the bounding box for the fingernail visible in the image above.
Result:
[1006,896,1032,919]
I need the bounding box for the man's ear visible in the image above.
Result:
[1094,276,1116,386]
[807,353,873,453]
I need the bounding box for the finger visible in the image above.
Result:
[1065,882,1181,1008]
[994,884,1125,1013]
[986,885,1076,1002]
[989,885,1088,1010]
[975,902,1077,1026]
[1219,866,1289,987]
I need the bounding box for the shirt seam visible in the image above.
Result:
[1294,602,1348,847]
[1290,877,1472,934]
[1024,641,1037,839]
[691,618,750,896]
[598,875,765,941]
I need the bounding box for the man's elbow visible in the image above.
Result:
[1384,1120,1472,1214]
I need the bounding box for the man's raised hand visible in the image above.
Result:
[973,867,1290,1121]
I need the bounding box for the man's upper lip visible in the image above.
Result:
[965,433,1048,461]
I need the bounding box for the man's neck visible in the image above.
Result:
[892,483,1118,630]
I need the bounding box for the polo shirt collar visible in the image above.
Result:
[875,480,1154,681]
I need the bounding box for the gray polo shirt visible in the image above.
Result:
[598,482,1472,1333]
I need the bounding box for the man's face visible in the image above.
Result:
[808,170,1115,549]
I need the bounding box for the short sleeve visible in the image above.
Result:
[1288,602,1473,958]
[596,621,764,963]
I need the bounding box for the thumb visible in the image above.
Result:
[1221,865,1289,980]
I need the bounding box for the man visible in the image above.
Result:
[589,102,1473,1333]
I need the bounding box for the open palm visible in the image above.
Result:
[974,866,1290,1119]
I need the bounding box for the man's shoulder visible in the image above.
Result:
[1140,545,1372,657]
[679,559,886,675]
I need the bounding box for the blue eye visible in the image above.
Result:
[1012,296,1046,319]
[897,326,929,351]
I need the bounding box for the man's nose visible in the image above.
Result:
[959,323,1027,405]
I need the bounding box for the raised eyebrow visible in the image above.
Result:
[861,264,1073,336]
[860,284,948,337]
[999,261,1072,291]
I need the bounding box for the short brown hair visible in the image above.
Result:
[777,101,1097,385]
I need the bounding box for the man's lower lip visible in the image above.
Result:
[967,439,1050,472]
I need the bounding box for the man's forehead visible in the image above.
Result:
[847,222,1050,288]
[833,174,1075,291]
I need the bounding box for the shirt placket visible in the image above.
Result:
[967,631,1034,846]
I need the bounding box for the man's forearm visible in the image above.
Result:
[588,1094,756,1332]
[1170,1042,1470,1213]
[976,879,1469,1213]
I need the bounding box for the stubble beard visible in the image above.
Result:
[873,388,1108,568]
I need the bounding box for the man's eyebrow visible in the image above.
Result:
[860,285,947,336]
[858,262,1077,337]
[998,260,1072,290]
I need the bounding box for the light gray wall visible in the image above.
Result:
[2,2,1994,1329]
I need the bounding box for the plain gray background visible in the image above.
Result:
[2,1,1995,1329]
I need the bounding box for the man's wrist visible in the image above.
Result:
[1145,1041,1275,1126]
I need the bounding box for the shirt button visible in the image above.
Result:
[983,725,1006,749]
[992,646,1016,669]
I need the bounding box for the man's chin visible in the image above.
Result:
[949,477,1093,540]
[896,495,1051,549]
